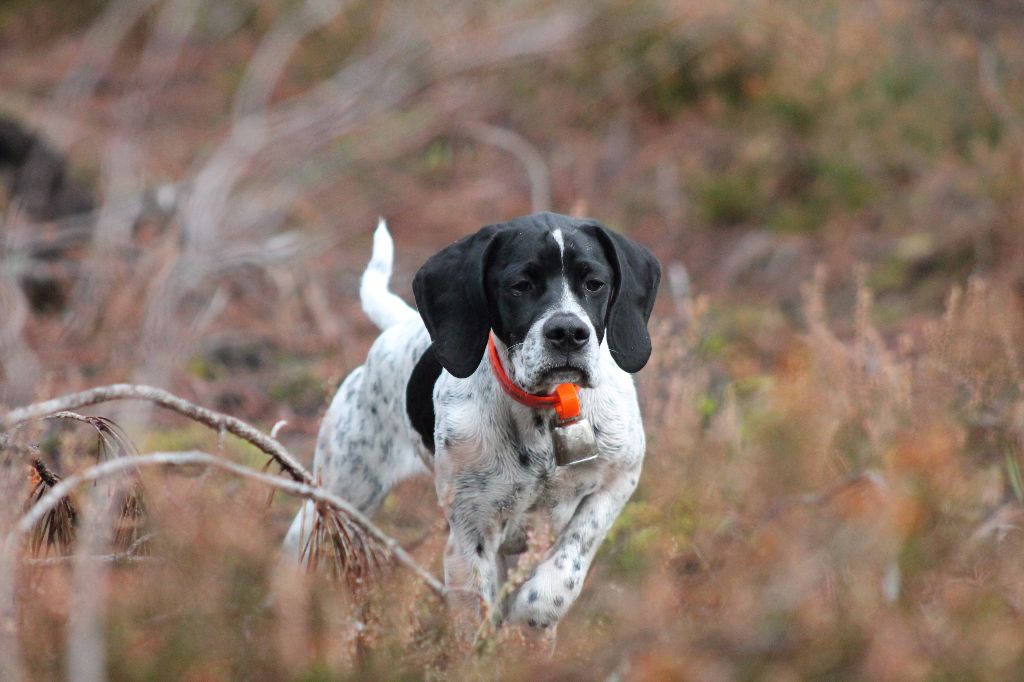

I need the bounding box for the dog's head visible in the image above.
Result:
[413,212,661,392]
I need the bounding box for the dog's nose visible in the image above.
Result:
[543,313,590,352]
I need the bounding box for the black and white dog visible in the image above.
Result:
[284,211,660,630]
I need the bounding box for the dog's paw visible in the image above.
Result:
[507,563,578,628]
[508,597,557,629]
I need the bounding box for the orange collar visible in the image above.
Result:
[487,333,581,420]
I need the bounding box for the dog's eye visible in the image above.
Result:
[585,279,605,293]
[510,280,533,294]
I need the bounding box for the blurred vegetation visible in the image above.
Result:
[4,0,1024,679]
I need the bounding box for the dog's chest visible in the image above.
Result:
[506,411,606,511]
[430,363,641,533]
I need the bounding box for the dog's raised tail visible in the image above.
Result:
[360,218,418,331]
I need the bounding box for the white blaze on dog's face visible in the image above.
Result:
[487,227,613,393]
[413,212,661,389]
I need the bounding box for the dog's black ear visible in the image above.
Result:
[413,227,500,378]
[585,222,661,373]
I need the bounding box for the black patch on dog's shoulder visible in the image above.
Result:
[406,344,443,453]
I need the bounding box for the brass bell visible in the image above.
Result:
[551,417,598,466]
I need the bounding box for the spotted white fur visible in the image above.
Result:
[283,220,647,633]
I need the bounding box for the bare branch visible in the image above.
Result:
[462,121,551,213]
[183,0,348,257]
[270,420,289,439]
[234,0,347,119]
[43,0,163,146]
[23,554,156,568]
[23,533,161,569]
[6,451,448,598]
[1,384,313,486]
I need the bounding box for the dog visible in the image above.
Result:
[284,211,660,631]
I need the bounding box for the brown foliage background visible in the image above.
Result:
[3,0,1024,679]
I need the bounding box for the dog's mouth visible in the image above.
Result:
[508,346,595,392]
[538,364,589,388]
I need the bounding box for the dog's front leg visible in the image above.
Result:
[443,525,502,608]
[507,463,641,629]
[438,472,507,641]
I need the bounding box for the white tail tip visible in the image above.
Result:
[370,217,393,272]
[360,217,417,330]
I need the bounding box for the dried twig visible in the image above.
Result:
[5,451,449,597]
[22,530,160,567]
[26,459,76,557]
[20,412,146,559]
[47,411,139,460]
[1,386,452,593]
[1,383,313,485]
[301,500,388,592]
[23,554,155,568]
